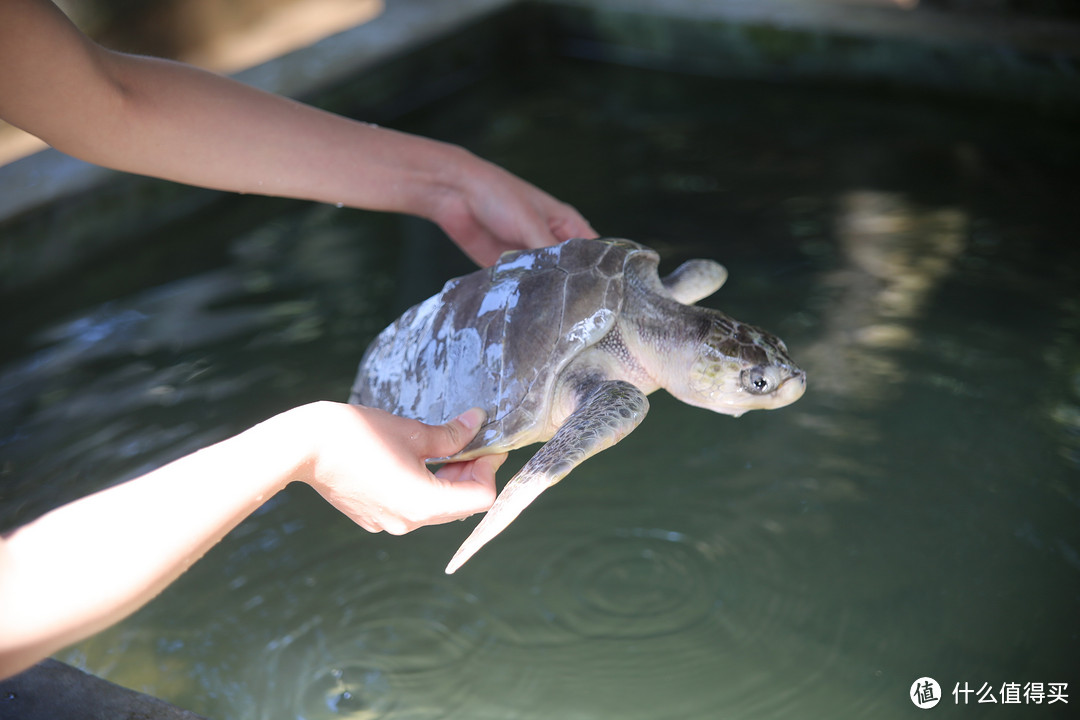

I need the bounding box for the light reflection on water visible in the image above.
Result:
[2,60,1079,719]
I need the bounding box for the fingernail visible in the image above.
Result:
[455,407,486,431]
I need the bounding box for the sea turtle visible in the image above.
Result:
[350,237,805,573]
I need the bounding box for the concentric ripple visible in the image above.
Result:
[251,573,497,720]
[531,526,719,640]
[455,496,862,719]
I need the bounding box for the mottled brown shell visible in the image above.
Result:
[351,238,657,456]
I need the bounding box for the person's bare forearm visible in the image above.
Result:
[33,50,467,219]
[1,0,596,265]
[0,0,470,218]
[75,52,472,216]
[0,402,497,680]
[0,410,306,679]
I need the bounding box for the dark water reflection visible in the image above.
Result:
[2,59,1078,718]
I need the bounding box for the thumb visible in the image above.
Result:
[422,407,487,460]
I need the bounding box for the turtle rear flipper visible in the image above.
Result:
[445,380,649,574]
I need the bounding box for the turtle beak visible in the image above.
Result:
[775,370,807,406]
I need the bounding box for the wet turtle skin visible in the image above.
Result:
[351,237,805,573]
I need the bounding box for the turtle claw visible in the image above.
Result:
[445,473,551,574]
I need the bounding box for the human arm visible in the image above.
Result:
[0,0,596,265]
[0,402,503,680]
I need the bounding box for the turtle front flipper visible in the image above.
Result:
[445,380,649,574]
[662,259,727,304]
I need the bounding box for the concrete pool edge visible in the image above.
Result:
[548,0,1080,110]
[0,659,209,719]
[2,0,1078,294]
[0,0,518,224]
[0,0,523,295]
[2,0,1078,219]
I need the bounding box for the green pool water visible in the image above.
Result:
[2,57,1078,719]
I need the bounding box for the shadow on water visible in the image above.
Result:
[2,58,1079,718]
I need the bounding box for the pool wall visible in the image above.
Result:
[1,0,1077,295]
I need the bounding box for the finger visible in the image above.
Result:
[456,231,501,267]
[440,451,506,484]
[519,208,564,250]
[418,407,486,459]
[433,453,504,516]
[480,451,509,473]
[551,205,598,242]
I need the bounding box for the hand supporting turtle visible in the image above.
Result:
[0,0,599,681]
[354,238,807,573]
[0,402,502,680]
[300,403,504,535]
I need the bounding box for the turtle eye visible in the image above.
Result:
[742,366,772,394]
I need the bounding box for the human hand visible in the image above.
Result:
[428,148,598,266]
[0,400,501,678]
[293,402,504,535]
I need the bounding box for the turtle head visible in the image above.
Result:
[673,312,806,417]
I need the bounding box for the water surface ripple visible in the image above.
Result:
[3,56,1077,720]
[252,573,498,720]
